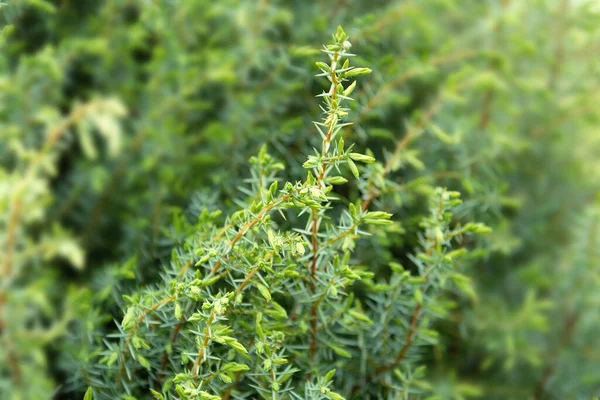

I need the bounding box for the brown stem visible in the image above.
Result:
[159,316,185,373]
[361,97,444,211]
[309,215,319,280]
[308,49,341,360]
[327,0,346,20]
[209,194,291,276]
[353,50,475,127]
[160,253,273,385]
[533,311,580,399]
[116,297,175,389]
[376,303,422,373]
[176,194,291,278]
[478,90,494,130]
[2,106,86,278]
[353,2,414,42]
[548,0,569,91]
[221,371,242,400]
[1,105,87,384]
[192,310,215,376]
[4,338,22,385]
[235,265,261,296]
[0,292,22,386]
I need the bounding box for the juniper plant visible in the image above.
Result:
[2,1,600,399]
[74,26,488,400]
[0,96,126,399]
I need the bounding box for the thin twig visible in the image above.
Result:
[376,303,422,373]
[361,97,444,211]
[309,48,341,360]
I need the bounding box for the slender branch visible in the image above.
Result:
[361,97,444,211]
[177,193,292,278]
[192,310,215,376]
[352,2,415,42]
[325,221,359,246]
[309,47,341,360]
[533,311,579,399]
[376,303,422,373]
[353,50,475,127]
[116,296,175,389]
[2,105,86,278]
[235,266,261,296]
[159,316,185,373]
[1,105,87,385]
[211,194,291,276]
[548,0,569,91]
[1,295,22,385]
[221,371,243,400]
[270,367,279,400]
[159,252,275,382]
[154,203,283,378]
[478,90,494,130]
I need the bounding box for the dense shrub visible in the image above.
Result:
[1,1,599,399]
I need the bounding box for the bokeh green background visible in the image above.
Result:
[1,0,600,398]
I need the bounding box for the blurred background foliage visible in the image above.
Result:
[1,0,599,398]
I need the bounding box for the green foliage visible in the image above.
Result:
[73,27,485,400]
[1,1,599,399]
